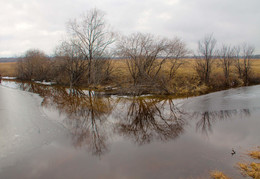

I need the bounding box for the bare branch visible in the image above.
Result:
[66,8,115,85]
[194,34,217,84]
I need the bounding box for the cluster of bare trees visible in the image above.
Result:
[17,9,115,87]
[17,8,189,90]
[194,34,255,87]
[16,9,256,91]
[194,35,216,85]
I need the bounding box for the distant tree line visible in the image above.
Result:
[16,8,258,94]
[0,58,21,62]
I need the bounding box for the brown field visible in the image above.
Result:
[251,59,260,77]
[176,58,260,77]
[0,62,17,77]
[110,58,260,84]
[1,58,259,80]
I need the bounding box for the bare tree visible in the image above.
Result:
[217,44,235,86]
[164,38,189,79]
[67,8,115,85]
[92,57,114,85]
[116,97,185,145]
[234,46,242,78]
[241,43,254,85]
[194,34,217,85]
[17,49,50,81]
[55,40,87,88]
[117,33,188,87]
[37,86,114,156]
[117,33,166,85]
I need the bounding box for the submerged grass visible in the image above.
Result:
[210,147,260,179]
[248,147,260,160]
[237,147,260,179]
[210,171,231,179]
[237,162,260,179]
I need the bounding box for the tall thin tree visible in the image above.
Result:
[218,44,235,86]
[67,8,115,85]
[241,44,254,85]
[195,34,217,85]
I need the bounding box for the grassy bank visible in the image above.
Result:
[106,58,260,96]
[1,59,260,97]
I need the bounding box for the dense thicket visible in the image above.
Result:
[17,49,51,81]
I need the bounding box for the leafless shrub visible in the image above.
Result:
[17,49,50,81]
[55,40,87,88]
[217,44,235,86]
[234,46,242,78]
[194,34,217,85]
[232,44,255,86]
[117,33,188,92]
[92,58,114,85]
[165,38,189,79]
[240,43,255,86]
[117,33,165,85]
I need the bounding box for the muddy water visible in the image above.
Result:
[0,80,260,179]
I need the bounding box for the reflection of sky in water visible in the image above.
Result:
[1,80,21,89]
[1,81,260,179]
[180,86,260,112]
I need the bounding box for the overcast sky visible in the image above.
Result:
[0,0,259,57]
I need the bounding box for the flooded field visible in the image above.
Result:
[0,80,260,179]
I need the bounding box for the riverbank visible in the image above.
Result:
[1,58,260,97]
[1,77,259,101]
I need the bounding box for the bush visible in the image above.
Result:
[17,49,50,81]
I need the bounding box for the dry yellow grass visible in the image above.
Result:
[237,162,260,179]
[210,171,231,179]
[209,147,260,179]
[249,147,260,160]
[160,58,260,80]
[0,62,17,77]
[110,59,130,82]
[252,59,260,77]
[237,147,260,179]
[1,58,260,80]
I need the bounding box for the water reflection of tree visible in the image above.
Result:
[19,82,52,97]
[49,89,114,156]
[116,97,186,145]
[16,81,254,155]
[18,82,114,156]
[193,109,251,135]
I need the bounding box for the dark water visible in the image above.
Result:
[1,80,260,179]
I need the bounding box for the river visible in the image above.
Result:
[0,80,259,178]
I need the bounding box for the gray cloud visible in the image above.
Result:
[0,0,259,57]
